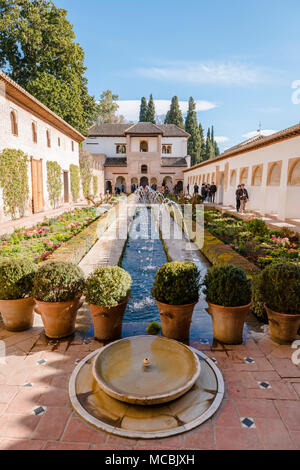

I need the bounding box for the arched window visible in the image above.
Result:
[162,145,167,154]
[268,163,281,186]
[240,168,248,185]
[141,164,148,174]
[46,130,51,148]
[71,141,74,152]
[167,146,172,154]
[230,170,237,187]
[140,141,148,152]
[32,122,37,143]
[289,160,300,186]
[10,111,18,136]
[252,166,262,186]
[58,137,61,147]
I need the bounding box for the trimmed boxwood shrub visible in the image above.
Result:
[203,265,251,307]
[146,321,161,335]
[246,218,268,237]
[84,266,132,307]
[0,258,37,300]
[251,273,268,323]
[259,263,300,315]
[32,261,84,302]
[152,261,200,306]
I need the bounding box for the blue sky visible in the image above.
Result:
[56,0,300,151]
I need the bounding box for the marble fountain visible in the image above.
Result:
[69,336,224,439]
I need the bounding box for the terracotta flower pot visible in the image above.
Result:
[265,304,300,345]
[34,297,82,339]
[89,300,128,341]
[0,298,35,332]
[155,300,197,340]
[206,302,252,344]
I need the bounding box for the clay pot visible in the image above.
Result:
[206,302,252,344]
[89,300,128,341]
[265,304,300,345]
[34,297,82,339]
[0,298,35,332]
[155,300,197,340]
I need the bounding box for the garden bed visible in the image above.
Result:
[203,208,300,269]
[0,207,100,263]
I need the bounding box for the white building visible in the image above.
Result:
[184,127,300,222]
[83,122,190,193]
[0,70,84,222]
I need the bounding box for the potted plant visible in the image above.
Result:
[32,261,84,339]
[203,265,252,344]
[84,266,132,340]
[259,263,300,344]
[0,258,37,331]
[152,261,200,340]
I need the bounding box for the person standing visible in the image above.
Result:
[194,183,199,195]
[236,185,242,212]
[210,182,217,203]
[187,183,190,195]
[240,184,249,213]
[201,183,207,202]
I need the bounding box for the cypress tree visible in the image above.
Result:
[147,94,156,123]
[199,123,206,161]
[139,97,148,122]
[164,96,184,128]
[204,128,215,160]
[185,97,201,165]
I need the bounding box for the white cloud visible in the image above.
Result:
[136,61,269,86]
[117,99,217,122]
[242,129,277,139]
[215,136,230,143]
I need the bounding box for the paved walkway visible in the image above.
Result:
[207,203,300,233]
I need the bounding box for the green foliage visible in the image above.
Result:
[259,263,300,314]
[199,123,206,161]
[0,0,97,134]
[251,273,268,322]
[0,258,37,300]
[139,97,148,122]
[203,265,252,307]
[70,164,80,202]
[32,261,84,302]
[93,90,125,124]
[246,219,268,237]
[46,161,62,208]
[185,97,201,166]
[0,149,29,219]
[152,261,200,305]
[146,322,161,335]
[164,96,184,128]
[93,175,98,198]
[79,148,93,200]
[147,94,156,123]
[84,266,132,307]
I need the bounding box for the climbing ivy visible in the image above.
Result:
[93,175,98,198]
[46,161,62,208]
[79,148,93,200]
[0,148,29,219]
[70,164,80,202]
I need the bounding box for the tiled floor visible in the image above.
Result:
[0,317,299,450]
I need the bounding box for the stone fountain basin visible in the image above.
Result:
[92,336,201,406]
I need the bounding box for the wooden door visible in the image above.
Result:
[31,158,44,213]
[63,171,69,203]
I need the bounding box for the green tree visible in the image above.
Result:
[93,90,125,124]
[164,96,184,128]
[93,175,98,198]
[204,128,215,161]
[147,94,156,123]
[0,149,29,219]
[199,123,206,161]
[139,97,148,122]
[185,97,201,165]
[70,164,80,202]
[0,0,97,134]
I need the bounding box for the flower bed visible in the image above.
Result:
[203,208,300,268]
[0,207,99,263]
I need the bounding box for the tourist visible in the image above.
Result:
[201,183,207,202]
[121,184,126,193]
[210,182,217,203]
[240,184,249,213]
[164,186,169,195]
[194,183,199,195]
[187,183,190,195]
[131,183,136,193]
[207,184,212,202]
[236,185,242,212]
